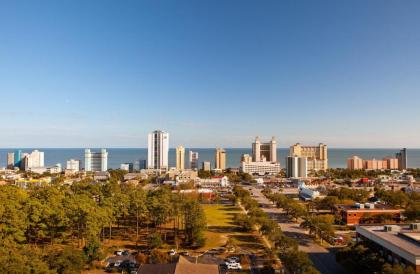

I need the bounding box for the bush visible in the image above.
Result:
[148,233,163,249]
[149,250,170,264]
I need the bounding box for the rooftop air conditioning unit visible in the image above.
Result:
[384,225,400,232]
[409,223,420,231]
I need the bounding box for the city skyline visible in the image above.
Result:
[1,1,420,148]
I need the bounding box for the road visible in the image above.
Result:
[248,186,346,274]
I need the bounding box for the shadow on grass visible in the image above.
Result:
[217,206,240,212]
[208,225,241,233]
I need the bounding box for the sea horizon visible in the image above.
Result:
[1,148,419,170]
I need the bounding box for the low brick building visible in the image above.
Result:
[336,203,401,225]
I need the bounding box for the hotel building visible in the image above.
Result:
[66,159,81,172]
[396,148,408,171]
[176,146,185,170]
[215,148,226,170]
[189,151,199,170]
[241,161,281,175]
[347,156,399,170]
[14,149,22,168]
[23,150,45,171]
[252,136,277,162]
[241,136,281,175]
[202,161,211,171]
[147,130,169,170]
[85,149,108,172]
[289,143,328,171]
[7,152,14,169]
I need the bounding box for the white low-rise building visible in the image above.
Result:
[240,161,281,175]
[196,176,230,188]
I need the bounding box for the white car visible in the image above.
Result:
[226,262,242,270]
[114,260,123,267]
[169,249,177,256]
[226,256,240,263]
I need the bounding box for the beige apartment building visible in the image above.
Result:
[176,146,185,170]
[290,143,328,171]
[347,156,399,170]
[215,148,226,170]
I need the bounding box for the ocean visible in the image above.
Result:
[1,148,419,169]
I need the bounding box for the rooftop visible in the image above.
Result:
[356,224,420,263]
[137,256,219,274]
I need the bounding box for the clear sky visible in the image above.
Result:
[1,0,419,148]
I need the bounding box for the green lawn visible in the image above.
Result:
[203,204,241,227]
[200,204,266,257]
[199,204,241,251]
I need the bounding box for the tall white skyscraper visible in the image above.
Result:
[147,130,169,170]
[85,149,108,172]
[23,150,45,170]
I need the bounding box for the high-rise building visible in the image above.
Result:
[189,151,199,170]
[134,159,147,171]
[347,156,364,170]
[252,136,277,162]
[202,161,211,171]
[241,154,252,164]
[23,150,45,170]
[121,163,134,172]
[7,152,14,169]
[290,143,328,171]
[176,146,185,170]
[215,148,226,170]
[66,159,81,172]
[286,156,307,178]
[396,148,407,171]
[85,149,108,172]
[14,149,22,168]
[147,130,169,170]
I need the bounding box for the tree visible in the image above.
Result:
[150,249,170,264]
[148,232,163,249]
[234,213,254,232]
[0,186,28,246]
[280,250,320,274]
[147,188,172,230]
[0,245,53,274]
[47,247,86,274]
[183,199,207,247]
[83,238,102,264]
[129,187,147,246]
[404,202,420,221]
[315,196,339,213]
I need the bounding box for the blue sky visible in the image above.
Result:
[0,0,419,148]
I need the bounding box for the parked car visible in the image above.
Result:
[179,251,189,256]
[226,256,240,263]
[114,260,123,267]
[115,250,123,256]
[169,249,177,256]
[122,250,130,256]
[226,262,242,270]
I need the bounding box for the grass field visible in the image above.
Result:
[200,204,241,251]
[204,204,241,227]
[201,204,265,254]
